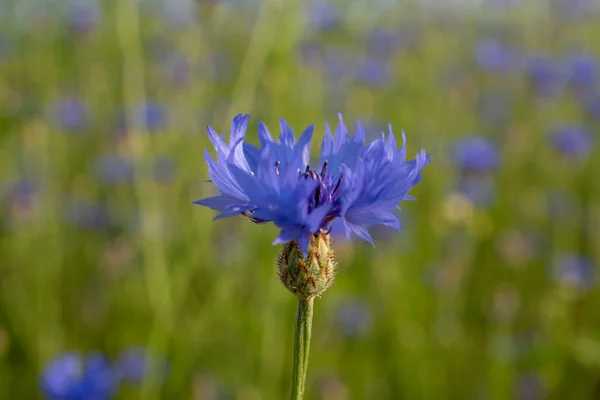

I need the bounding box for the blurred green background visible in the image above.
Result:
[1,0,600,399]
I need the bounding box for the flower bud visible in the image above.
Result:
[277,234,336,299]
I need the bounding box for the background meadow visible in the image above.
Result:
[1,0,600,398]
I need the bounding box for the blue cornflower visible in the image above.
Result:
[550,254,595,290]
[474,39,518,74]
[356,58,390,86]
[526,54,564,97]
[195,114,429,255]
[40,352,117,400]
[93,154,134,184]
[136,101,166,132]
[453,137,499,173]
[68,0,101,34]
[115,347,168,385]
[549,125,593,158]
[306,2,340,31]
[55,97,88,132]
[335,298,372,339]
[564,52,598,90]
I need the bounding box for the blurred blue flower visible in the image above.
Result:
[115,347,168,385]
[136,101,166,131]
[550,253,595,290]
[526,54,564,97]
[68,0,101,34]
[474,39,518,74]
[365,28,402,59]
[515,372,546,400]
[64,199,112,231]
[195,113,429,255]
[335,298,372,338]
[160,0,197,28]
[297,40,324,66]
[306,2,340,31]
[40,352,117,400]
[1,178,39,228]
[55,97,88,132]
[453,137,499,173]
[356,58,390,86]
[458,176,496,207]
[2,178,38,206]
[93,154,134,184]
[564,52,598,90]
[162,52,190,86]
[549,125,592,158]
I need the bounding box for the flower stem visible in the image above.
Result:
[290,297,314,400]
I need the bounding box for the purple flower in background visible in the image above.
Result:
[136,101,166,132]
[564,52,598,90]
[194,113,429,255]
[297,40,324,66]
[64,199,111,231]
[453,137,499,173]
[549,125,592,158]
[458,176,496,207]
[115,347,168,385]
[162,52,190,87]
[68,0,101,34]
[365,28,402,59]
[306,2,340,31]
[40,352,117,400]
[515,372,546,400]
[93,154,134,184]
[356,58,390,86]
[161,0,197,28]
[55,97,88,132]
[474,39,518,74]
[2,178,37,207]
[335,298,372,338]
[550,254,595,290]
[1,178,39,227]
[526,54,564,97]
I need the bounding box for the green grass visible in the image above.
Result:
[1,1,600,399]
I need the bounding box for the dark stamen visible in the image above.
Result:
[321,160,328,178]
[274,161,280,175]
[305,164,311,173]
[315,183,321,205]
[333,176,343,193]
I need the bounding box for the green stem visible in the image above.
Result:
[290,297,314,400]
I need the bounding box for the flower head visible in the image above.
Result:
[40,352,117,400]
[474,39,518,74]
[549,124,593,158]
[195,113,429,255]
[115,347,168,385]
[550,253,595,290]
[453,136,499,173]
